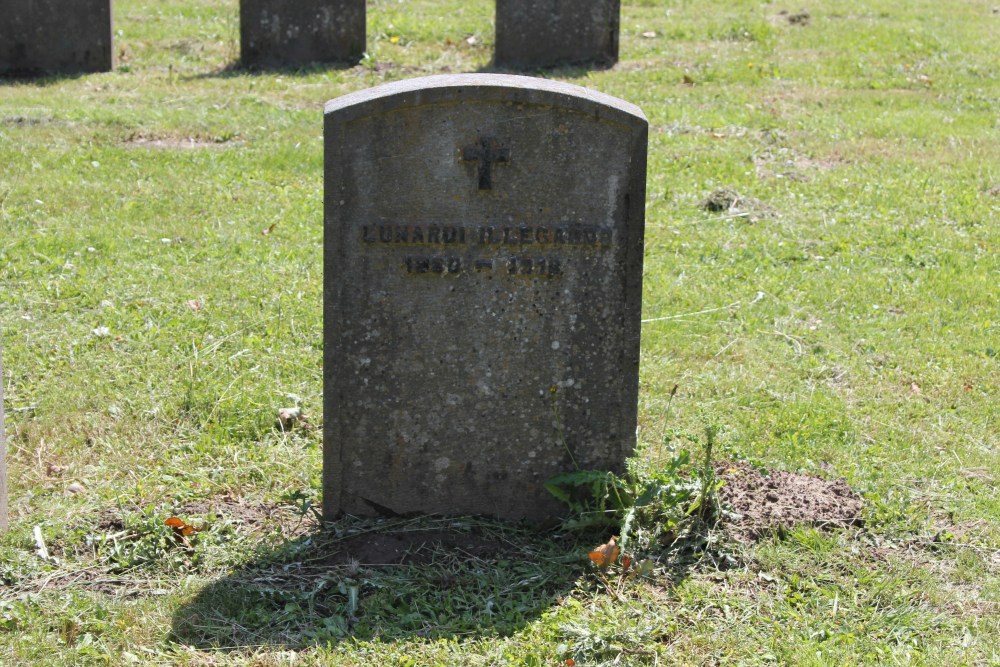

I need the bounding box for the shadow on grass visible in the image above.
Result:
[478,58,617,80]
[187,58,361,80]
[169,516,589,650]
[0,71,90,87]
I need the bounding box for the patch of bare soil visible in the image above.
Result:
[754,151,845,182]
[91,497,308,540]
[717,461,863,543]
[122,132,232,150]
[769,9,811,26]
[318,528,511,567]
[700,188,776,220]
[786,10,811,25]
[178,498,290,528]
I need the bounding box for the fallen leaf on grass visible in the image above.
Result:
[165,517,202,537]
[588,536,620,570]
[262,223,277,236]
[186,299,203,312]
[641,31,657,38]
[682,75,696,86]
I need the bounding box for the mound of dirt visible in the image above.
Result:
[717,462,863,543]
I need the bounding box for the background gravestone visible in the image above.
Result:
[239,0,365,68]
[495,0,620,70]
[0,0,113,75]
[324,74,647,522]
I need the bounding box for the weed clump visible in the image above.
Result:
[546,426,728,576]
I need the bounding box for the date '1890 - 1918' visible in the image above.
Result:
[404,255,563,276]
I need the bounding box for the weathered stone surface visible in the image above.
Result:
[0,0,113,75]
[324,74,646,522]
[495,0,620,70]
[239,0,365,68]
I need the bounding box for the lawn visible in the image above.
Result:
[1,0,998,664]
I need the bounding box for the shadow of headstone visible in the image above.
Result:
[186,58,361,80]
[170,518,585,649]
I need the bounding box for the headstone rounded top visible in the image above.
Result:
[324,74,646,124]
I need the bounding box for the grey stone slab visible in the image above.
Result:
[239,0,365,68]
[0,0,113,75]
[324,74,647,522]
[495,0,620,70]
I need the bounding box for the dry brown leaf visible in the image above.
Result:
[588,536,620,570]
[165,517,201,537]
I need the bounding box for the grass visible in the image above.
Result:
[1,0,999,664]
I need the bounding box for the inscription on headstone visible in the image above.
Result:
[0,0,113,75]
[239,0,365,68]
[495,0,620,70]
[324,74,646,521]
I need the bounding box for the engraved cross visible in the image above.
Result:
[462,137,510,191]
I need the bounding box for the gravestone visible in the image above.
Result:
[324,74,647,521]
[239,0,365,68]
[0,0,113,75]
[495,0,620,70]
